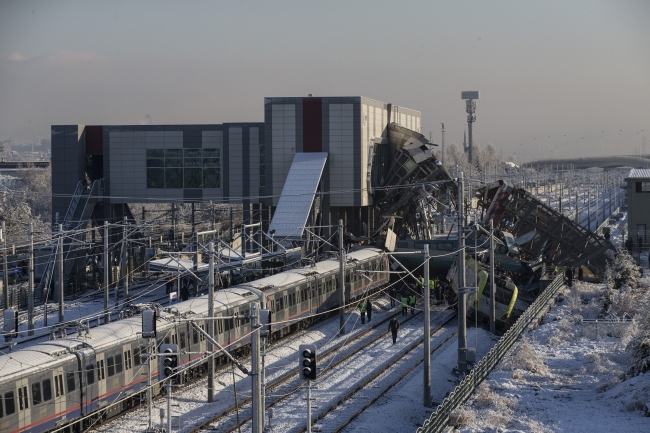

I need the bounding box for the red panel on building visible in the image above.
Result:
[303,98,322,152]
[85,125,103,155]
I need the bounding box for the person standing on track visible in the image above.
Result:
[388,317,400,344]
[359,300,367,324]
[389,287,396,308]
[409,293,416,315]
[367,299,373,321]
[400,294,409,316]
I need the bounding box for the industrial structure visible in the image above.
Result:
[625,168,650,244]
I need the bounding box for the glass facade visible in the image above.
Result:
[147,148,221,188]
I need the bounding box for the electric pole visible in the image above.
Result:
[208,241,215,402]
[104,222,110,324]
[457,172,467,373]
[28,222,34,335]
[489,219,496,334]
[339,219,345,335]
[423,245,431,406]
[58,224,64,323]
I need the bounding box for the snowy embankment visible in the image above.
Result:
[453,216,650,432]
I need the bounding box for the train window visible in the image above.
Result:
[164,336,170,345]
[172,334,178,345]
[134,348,141,366]
[193,328,199,344]
[217,320,223,334]
[124,350,132,370]
[115,354,123,374]
[201,325,206,341]
[99,360,105,380]
[42,379,52,402]
[437,242,453,251]
[32,382,42,405]
[66,371,76,393]
[179,332,186,349]
[107,356,115,377]
[4,391,15,415]
[86,364,95,385]
[289,292,296,306]
[18,386,28,410]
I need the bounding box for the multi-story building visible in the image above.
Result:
[51,96,421,237]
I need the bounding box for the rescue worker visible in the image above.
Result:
[388,317,400,344]
[400,294,409,316]
[565,266,573,287]
[180,281,190,301]
[367,299,373,321]
[359,300,367,324]
[165,276,174,294]
[409,293,416,315]
[578,267,584,281]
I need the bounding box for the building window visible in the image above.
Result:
[146,148,221,189]
[259,144,265,186]
[635,181,650,192]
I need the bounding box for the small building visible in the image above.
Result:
[625,168,650,244]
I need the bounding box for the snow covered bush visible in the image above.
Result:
[501,336,548,375]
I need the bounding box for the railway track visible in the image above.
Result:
[308,320,457,433]
[6,277,171,347]
[190,308,456,433]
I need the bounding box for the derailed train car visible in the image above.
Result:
[0,248,388,433]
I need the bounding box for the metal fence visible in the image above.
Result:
[416,273,564,433]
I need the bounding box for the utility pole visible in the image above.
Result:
[457,172,467,373]
[192,231,198,297]
[28,222,34,335]
[122,216,128,298]
[58,224,64,323]
[595,186,600,228]
[423,245,431,406]
[208,241,215,402]
[587,185,591,230]
[339,219,345,335]
[489,219,496,334]
[104,222,110,324]
[229,206,233,245]
[2,221,8,310]
[441,123,445,166]
[251,302,263,433]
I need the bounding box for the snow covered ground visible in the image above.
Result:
[452,214,650,433]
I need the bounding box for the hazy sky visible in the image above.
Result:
[1,0,648,158]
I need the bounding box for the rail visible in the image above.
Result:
[416,273,564,433]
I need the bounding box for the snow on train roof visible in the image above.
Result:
[239,248,383,291]
[0,346,78,379]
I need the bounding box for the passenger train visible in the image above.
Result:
[0,248,389,433]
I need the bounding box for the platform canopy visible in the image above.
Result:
[268,152,328,240]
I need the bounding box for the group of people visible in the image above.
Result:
[564,266,584,287]
[165,276,192,301]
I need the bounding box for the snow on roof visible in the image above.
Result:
[627,168,650,179]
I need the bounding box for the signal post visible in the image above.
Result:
[299,344,317,433]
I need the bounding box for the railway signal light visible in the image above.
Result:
[299,344,317,380]
[159,344,178,380]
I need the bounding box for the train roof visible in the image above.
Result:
[0,346,78,380]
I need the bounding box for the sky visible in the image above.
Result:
[1,0,649,159]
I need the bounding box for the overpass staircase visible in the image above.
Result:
[35,179,103,302]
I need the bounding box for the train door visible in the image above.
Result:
[51,367,66,422]
[15,376,31,430]
[80,349,98,414]
[288,287,298,319]
[94,353,107,408]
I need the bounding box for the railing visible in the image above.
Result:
[416,273,565,433]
